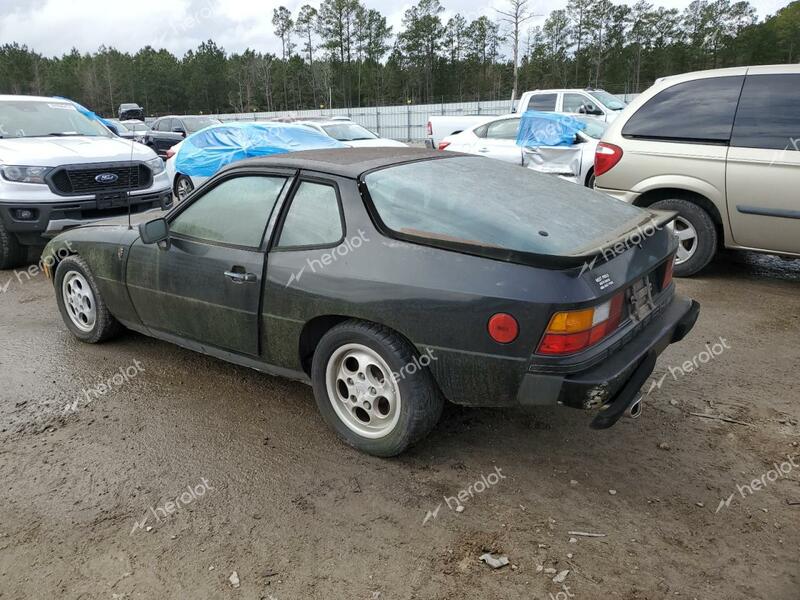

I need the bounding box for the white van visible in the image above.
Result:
[0,95,171,268]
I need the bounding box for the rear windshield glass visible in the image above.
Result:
[363,156,645,257]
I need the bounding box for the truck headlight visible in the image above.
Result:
[1,165,52,184]
[145,157,165,175]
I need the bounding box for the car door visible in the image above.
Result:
[125,170,294,356]
[469,118,522,164]
[726,70,800,254]
[156,118,182,156]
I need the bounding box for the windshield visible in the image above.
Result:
[0,100,112,138]
[574,117,608,139]
[183,116,221,133]
[322,123,378,141]
[364,156,645,258]
[589,90,626,111]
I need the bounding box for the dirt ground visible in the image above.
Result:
[0,250,798,600]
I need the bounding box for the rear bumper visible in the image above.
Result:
[594,186,640,204]
[0,190,172,244]
[517,295,700,412]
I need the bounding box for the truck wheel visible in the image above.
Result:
[54,256,123,343]
[311,320,443,457]
[651,198,717,277]
[0,221,25,270]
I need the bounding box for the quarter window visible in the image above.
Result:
[622,76,744,143]
[526,93,557,112]
[731,74,800,151]
[278,181,343,247]
[170,176,286,247]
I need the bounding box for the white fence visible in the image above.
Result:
[208,100,513,142]
[202,94,638,142]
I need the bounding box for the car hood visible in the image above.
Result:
[0,136,158,166]
[343,138,407,148]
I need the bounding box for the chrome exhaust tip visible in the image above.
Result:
[625,395,643,419]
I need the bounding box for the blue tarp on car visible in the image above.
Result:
[516,111,586,148]
[174,121,347,177]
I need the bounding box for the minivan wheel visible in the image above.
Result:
[0,221,25,270]
[55,256,123,343]
[311,320,443,457]
[651,198,717,277]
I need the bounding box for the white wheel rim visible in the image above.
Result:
[669,216,698,265]
[325,343,401,439]
[62,271,96,332]
[176,177,193,201]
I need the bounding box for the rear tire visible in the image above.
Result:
[55,256,123,343]
[651,198,717,277]
[0,221,25,270]
[311,320,443,457]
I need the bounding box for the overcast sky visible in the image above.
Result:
[0,0,791,58]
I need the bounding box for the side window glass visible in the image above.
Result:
[731,74,800,151]
[486,119,520,140]
[528,93,557,112]
[474,124,489,138]
[170,176,286,247]
[563,93,588,113]
[622,76,744,143]
[278,182,343,247]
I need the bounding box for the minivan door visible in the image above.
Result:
[726,70,800,254]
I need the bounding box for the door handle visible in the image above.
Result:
[224,269,257,284]
[477,147,490,153]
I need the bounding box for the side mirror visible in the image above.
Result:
[139,218,170,245]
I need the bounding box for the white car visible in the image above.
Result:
[440,114,607,187]
[269,117,407,149]
[0,95,171,268]
[516,89,627,123]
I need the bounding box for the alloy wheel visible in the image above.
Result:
[62,271,96,332]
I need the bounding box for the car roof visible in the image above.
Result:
[225,147,454,179]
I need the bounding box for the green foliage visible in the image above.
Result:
[0,0,795,115]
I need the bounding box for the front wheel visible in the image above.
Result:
[55,256,123,343]
[311,321,443,457]
[651,198,717,277]
[174,174,194,203]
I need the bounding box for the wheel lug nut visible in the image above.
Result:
[358,373,365,380]
[347,378,353,385]
[349,395,356,402]
[369,387,376,395]
[364,401,371,410]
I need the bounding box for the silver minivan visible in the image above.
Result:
[595,65,800,276]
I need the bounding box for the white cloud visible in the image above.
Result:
[0,0,789,58]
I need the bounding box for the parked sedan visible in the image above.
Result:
[268,116,406,148]
[440,114,607,186]
[144,115,221,158]
[41,148,699,456]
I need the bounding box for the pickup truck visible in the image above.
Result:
[0,95,172,269]
[426,89,626,147]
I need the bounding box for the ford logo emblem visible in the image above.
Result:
[95,173,119,184]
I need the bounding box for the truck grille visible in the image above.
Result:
[48,163,152,196]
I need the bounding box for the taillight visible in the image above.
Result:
[662,257,675,289]
[537,293,624,355]
[594,142,623,177]
[488,313,519,343]
[426,121,432,136]
[437,141,451,151]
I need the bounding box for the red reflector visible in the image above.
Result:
[437,141,451,151]
[594,142,623,177]
[488,313,519,343]
[662,257,675,289]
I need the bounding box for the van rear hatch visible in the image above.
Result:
[361,154,671,269]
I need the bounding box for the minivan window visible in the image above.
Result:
[731,74,800,151]
[527,93,557,112]
[622,76,744,144]
[364,156,645,258]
